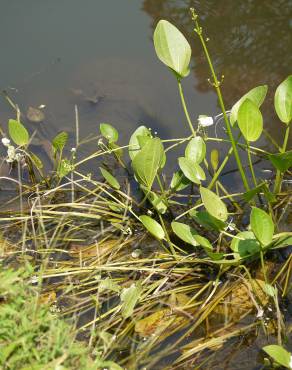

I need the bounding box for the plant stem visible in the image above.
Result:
[208,133,241,190]
[246,141,257,187]
[274,124,290,193]
[191,9,250,192]
[158,213,177,258]
[177,80,196,136]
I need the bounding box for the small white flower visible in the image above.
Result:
[198,115,214,127]
[6,145,16,162]
[2,137,10,146]
[15,153,23,162]
[71,147,76,152]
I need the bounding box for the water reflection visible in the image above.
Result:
[143,0,292,145]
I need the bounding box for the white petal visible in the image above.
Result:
[198,115,214,127]
[2,137,10,146]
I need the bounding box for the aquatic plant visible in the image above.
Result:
[0,8,291,370]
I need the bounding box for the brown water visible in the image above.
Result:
[0,1,291,368]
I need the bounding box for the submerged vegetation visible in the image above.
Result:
[0,8,291,370]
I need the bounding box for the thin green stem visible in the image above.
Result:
[247,141,257,187]
[177,81,196,136]
[274,124,290,193]
[158,213,177,258]
[191,9,250,192]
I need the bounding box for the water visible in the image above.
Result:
[1,1,290,178]
[0,1,291,367]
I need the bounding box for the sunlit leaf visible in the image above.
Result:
[210,149,219,172]
[139,215,165,240]
[274,75,292,124]
[178,157,205,184]
[237,99,263,142]
[100,123,119,143]
[154,20,191,79]
[171,221,199,246]
[250,207,274,246]
[129,125,152,160]
[132,138,164,189]
[8,119,29,146]
[263,345,291,368]
[99,167,120,190]
[190,210,226,231]
[170,170,190,191]
[120,283,142,319]
[230,85,268,126]
[269,150,292,172]
[185,137,206,164]
[52,131,68,154]
[200,187,228,221]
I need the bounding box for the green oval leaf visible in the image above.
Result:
[129,126,152,160]
[200,187,228,222]
[230,231,260,257]
[274,75,292,124]
[29,152,43,169]
[99,167,120,190]
[230,85,268,126]
[170,170,190,191]
[139,215,165,240]
[154,20,191,79]
[147,191,168,214]
[263,345,291,368]
[185,137,206,164]
[178,157,205,184]
[8,119,29,146]
[210,149,219,172]
[132,138,164,189]
[52,131,68,153]
[250,207,274,246]
[190,210,226,231]
[120,283,142,319]
[171,221,199,246]
[237,99,263,142]
[100,123,119,143]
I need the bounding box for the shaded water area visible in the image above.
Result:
[0,1,292,369]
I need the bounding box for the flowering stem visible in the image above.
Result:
[190,8,250,192]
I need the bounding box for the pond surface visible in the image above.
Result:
[0,0,291,182]
[0,1,291,367]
